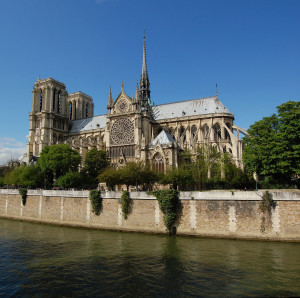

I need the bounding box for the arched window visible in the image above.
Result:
[69,103,72,120]
[86,104,89,118]
[191,125,197,141]
[169,127,175,138]
[180,126,186,142]
[53,133,57,144]
[153,153,164,173]
[57,92,61,113]
[53,119,56,128]
[214,123,221,142]
[225,123,231,141]
[53,89,56,111]
[40,90,43,112]
[203,124,209,141]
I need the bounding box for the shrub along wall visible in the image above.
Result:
[0,189,299,241]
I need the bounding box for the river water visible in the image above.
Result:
[0,219,299,297]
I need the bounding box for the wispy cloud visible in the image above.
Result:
[0,138,27,165]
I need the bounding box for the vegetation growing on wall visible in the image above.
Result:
[150,189,179,234]
[121,190,131,219]
[89,190,102,215]
[19,188,27,206]
[259,191,277,232]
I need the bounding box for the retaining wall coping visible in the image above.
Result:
[1,189,299,201]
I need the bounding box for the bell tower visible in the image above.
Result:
[27,77,69,161]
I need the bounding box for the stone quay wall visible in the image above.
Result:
[0,189,299,241]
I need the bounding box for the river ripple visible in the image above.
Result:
[0,218,299,297]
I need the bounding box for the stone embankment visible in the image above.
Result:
[0,189,299,241]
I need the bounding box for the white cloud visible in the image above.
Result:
[0,138,27,165]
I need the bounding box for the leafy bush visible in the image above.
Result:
[260,191,277,213]
[89,190,102,215]
[259,191,277,232]
[121,190,131,219]
[55,172,83,189]
[19,188,27,206]
[150,189,179,233]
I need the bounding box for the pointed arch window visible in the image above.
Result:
[203,124,209,141]
[69,103,72,120]
[53,89,56,111]
[214,123,221,142]
[153,153,164,173]
[86,104,89,118]
[39,90,43,112]
[57,92,61,113]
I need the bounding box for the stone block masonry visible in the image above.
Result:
[0,189,299,241]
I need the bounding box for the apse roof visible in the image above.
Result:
[151,130,175,146]
[153,96,232,120]
[69,114,106,133]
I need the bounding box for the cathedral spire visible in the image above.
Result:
[107,86,113,107]
[140,33,150,109]
[141,33,149,82]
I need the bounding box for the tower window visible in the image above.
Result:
[53,89,56,111]
[82,103,84,118]
[40,90,43,112]
[86,104,89,118]
[57,92,61,113]
[69,103,72,120]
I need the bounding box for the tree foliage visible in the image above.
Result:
[98,162,158,190]
[3,164,43,188]
[55,172,83,189]
[82,149,109,180]
[243,101,300,186]
[38,144,81,185]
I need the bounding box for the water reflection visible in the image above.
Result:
[0,219,299,297]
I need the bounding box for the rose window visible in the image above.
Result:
[111,118,134,145]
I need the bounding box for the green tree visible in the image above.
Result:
[3,164,43,188]
[18,164,43,188]
[55,172,83,189]
[118,162,145,190]
[243,101,300,186]
[3,166,22,186]
[82,148,109,180]
[38,144,81,185]
[98,166,121,190]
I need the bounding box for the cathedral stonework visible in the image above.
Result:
[26,37,247,170]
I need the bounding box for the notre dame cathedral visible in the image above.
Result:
[26,37,247,171]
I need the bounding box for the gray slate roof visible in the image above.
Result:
[153,96,232,120]
[151,130,175,146]
[69,96,232,133]
[69,115,106,133]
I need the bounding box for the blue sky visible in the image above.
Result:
[0,0,299,164]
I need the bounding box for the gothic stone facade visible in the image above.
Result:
[26,40,247,170]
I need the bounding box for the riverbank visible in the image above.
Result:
[0,189,299,241]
